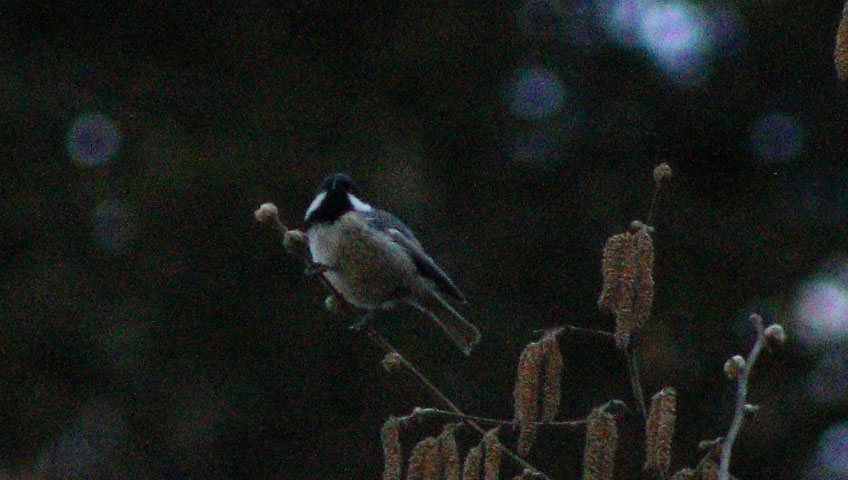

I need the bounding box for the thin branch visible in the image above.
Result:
[402,406,587,428]
[719,314,765,480]
[646,183,662,226]
[366,328,464,415]
[625,348,647,420]
[646,163,671,226]
[539,325,616,341]
[257,206,559,480]
[364,327,554,480]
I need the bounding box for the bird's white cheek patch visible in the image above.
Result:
[304,192,327,221]
[348,193,373,212]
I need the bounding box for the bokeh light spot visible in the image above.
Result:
[597,0,744,84]
[638,2,711,82]
[92,200,136,254]
[507,67,566,121]
[804,423,848,478]
[600,0,650,46]
[640,3,704,58]
[66,113,121,166]
[793,279,848,347]
[749,113,805,163]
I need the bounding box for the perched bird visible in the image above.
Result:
[304,173,481,355]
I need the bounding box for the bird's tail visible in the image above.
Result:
[409,292,481,356]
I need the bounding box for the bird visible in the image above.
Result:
[303,173,481,355]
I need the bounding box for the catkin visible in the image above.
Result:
[382,416,402,480]
[513,341,543,456]
[644,387,677,474]
[598,233,629,314]
[462,444,484,480]
[583,405,618,480]
[598,223,655,349]
[483,428,502,480]
[407,436,441,480]
[837,0,848,80]
[439,424,460,480]
[632,227,655,341]
[540,332,563,422]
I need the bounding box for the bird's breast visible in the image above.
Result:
[306,213,418,308]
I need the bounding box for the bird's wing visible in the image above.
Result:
[362,209,422,246]
[362,209,467,303]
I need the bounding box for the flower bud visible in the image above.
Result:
[283,229,307,254]
[764,324,786,347]
[381,352,404,374]
[723,355,746,380]
[653,163,672,185]
[253,202,279,223]
[324,295,343,314]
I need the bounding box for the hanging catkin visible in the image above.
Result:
[483,428,502,480]
[382,416,402,480]
[513,340,543,456]
[461,444,483,480]
[539,331,563,422]
[644,387,677,474]
[439,424,460,480]
[598,222,655,349]
[407,436,441,480]
[837,0,848,80]
[583,405,618,480]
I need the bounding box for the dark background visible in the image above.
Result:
[2,1,847,478]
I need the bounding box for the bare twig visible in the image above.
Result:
[401,406,587,429]
[366,328,553,480]
[255,206,555,479]
[647,163,671,226]
[646,186,661,227]
[545,325,645,420]
[719,313,765,480]
[536,325,615,341]
[626,348,647,420]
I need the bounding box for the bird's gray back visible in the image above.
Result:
[360,209,421,246]
[361,208,465,302]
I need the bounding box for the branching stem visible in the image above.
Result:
[646,180,664,226]
[719,314,765,480]
[257,215,555,479]
[538,325,616,341]
[401,406,587,428]
[626,348,647,420]
[365,327,553,480]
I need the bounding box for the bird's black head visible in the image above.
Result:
[319,173,358,196]
[304,173,368,224]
